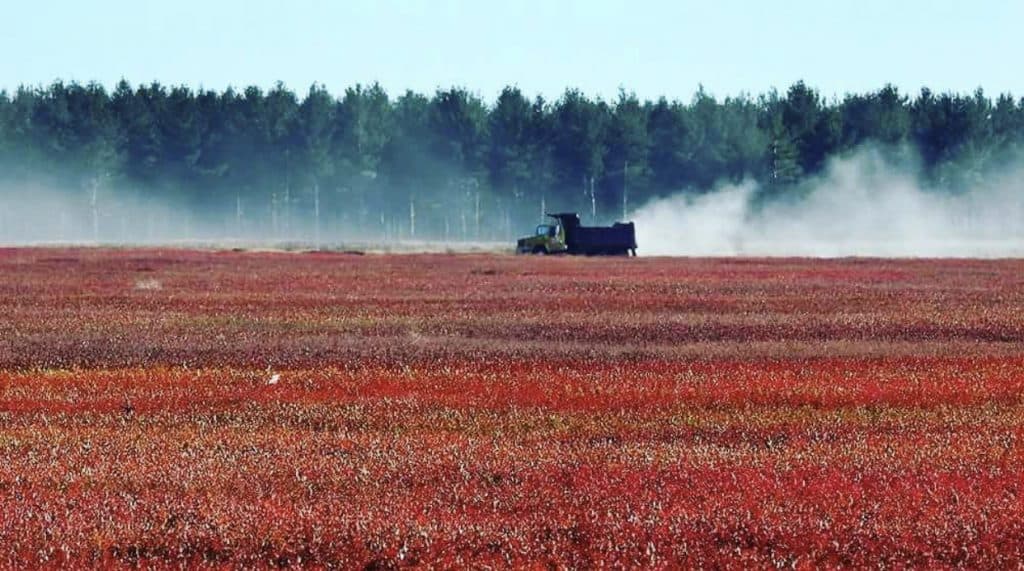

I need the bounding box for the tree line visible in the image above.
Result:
[1,80,1022,243]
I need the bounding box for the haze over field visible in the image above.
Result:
[4,143,1024,257]
[3,148,1024,257]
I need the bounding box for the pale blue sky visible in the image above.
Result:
[3,0,1022,102]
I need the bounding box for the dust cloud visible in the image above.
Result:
[633,148,1024,257]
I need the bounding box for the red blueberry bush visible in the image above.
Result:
[1,248,1023,567]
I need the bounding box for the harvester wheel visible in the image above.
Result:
[532,246,547,255]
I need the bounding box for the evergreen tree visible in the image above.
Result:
[295,84,336,244]
[647,97,690,194]
[334,83,392,229]
[605,90,650,217]
[489,86,535,222]
[550,89,609,219]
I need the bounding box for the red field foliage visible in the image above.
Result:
[2,248,1024,567]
